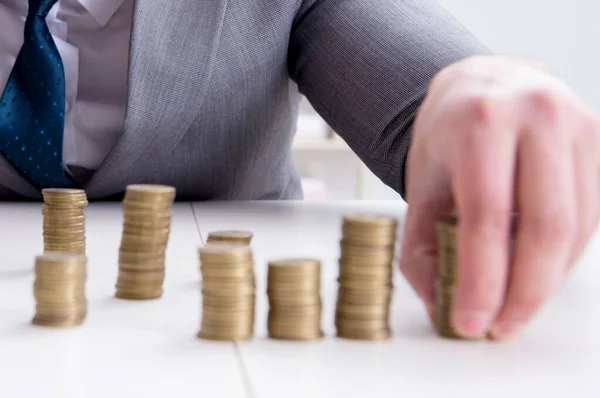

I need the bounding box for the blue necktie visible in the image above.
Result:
[0,0,77,189]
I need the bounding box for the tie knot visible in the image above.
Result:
[28,0,59,17]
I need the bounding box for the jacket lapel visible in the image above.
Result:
[85,0,229,198]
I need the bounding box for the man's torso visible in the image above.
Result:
[0,0,305,201]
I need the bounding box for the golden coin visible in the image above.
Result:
[266,279,320,293]
[199,243,253,264]
[41,189,88,207]
[122,209,172,218]
[334,316,389,330]
[342,214,398,228]
[32,313,86,328]
[337,287,392,304]
[202,275,256,287]
[43,227,86,235]
[42,205,86,215]
[197,329,252,342]
[201,309,255,324]
[267,294,322,307]
[200,265,254,279]
[267,304,322,315]
[267,258,321,271]
[200,318,254,331]
[200,259,254,271]
[122,202,173,213]
[43,244,85,250]
[201,317,255,329]
[339,266,392,281]
[336,327,391,341]
[336,277,392,292]
[120,232,170,245]
[117,268,165,281]
[34,283,85,301]
[119,249,166,260]
[207,230,253,243]
[267,320,323,340]
[336,301,389,317]
[202,282,255,296]
[201,293,256,307]
[339,246,395,264]
[124,184,176,198]
[122,225,170,237]
[202,300,255,312]
[115,288,163,300]
[119,262,165,272]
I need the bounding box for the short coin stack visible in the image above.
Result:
[267,259,323,341]
[435,216,460,338]
[198,244,255,341]
[206,230,253,246]
[32,252,88,328]
[335,214,398,340]
[115,184,176,300]
[42,188,88,254]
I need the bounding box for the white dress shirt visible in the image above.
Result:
[0,0,134,174]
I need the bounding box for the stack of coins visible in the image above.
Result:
[435,216,461,338]
[267,259,323,341]
[42,188,88,254]
[206,230,253,246]
[198,244,255,341]
[335,214,398,340]
[32,252,87,327]
[115,184,176,300]
[435,215,519,339]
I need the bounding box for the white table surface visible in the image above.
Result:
[0,201,599,398]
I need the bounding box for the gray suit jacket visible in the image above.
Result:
[0,0,486,201]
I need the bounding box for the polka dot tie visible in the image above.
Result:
[0,0,77,189]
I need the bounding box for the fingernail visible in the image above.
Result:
[454,311,492,337]
[491,321,523,340]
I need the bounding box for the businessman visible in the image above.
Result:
[1,0,599,341]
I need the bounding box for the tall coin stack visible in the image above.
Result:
[335,214,398,341]
[267,259,323,341]
[435,216,460,338]
[198,244,255,341]
[206,230,253,246]
[32,252,87,328]
[42,188,88,254]
[115,184,176,300]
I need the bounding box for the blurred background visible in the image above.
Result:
[292,0,600,202]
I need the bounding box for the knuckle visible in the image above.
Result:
[456,94,499,125]
[524,87,561,121]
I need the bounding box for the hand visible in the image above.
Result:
[399,55,600,340]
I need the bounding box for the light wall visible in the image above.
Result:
[437,0,600,111]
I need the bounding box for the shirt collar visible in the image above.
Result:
[78,0,126,27]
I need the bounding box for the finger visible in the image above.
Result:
[567,123,600,269]
[451,106,517,338]
[490,125,576,340]
[399,144,452,316]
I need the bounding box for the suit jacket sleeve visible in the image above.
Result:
[288,0,490,199]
